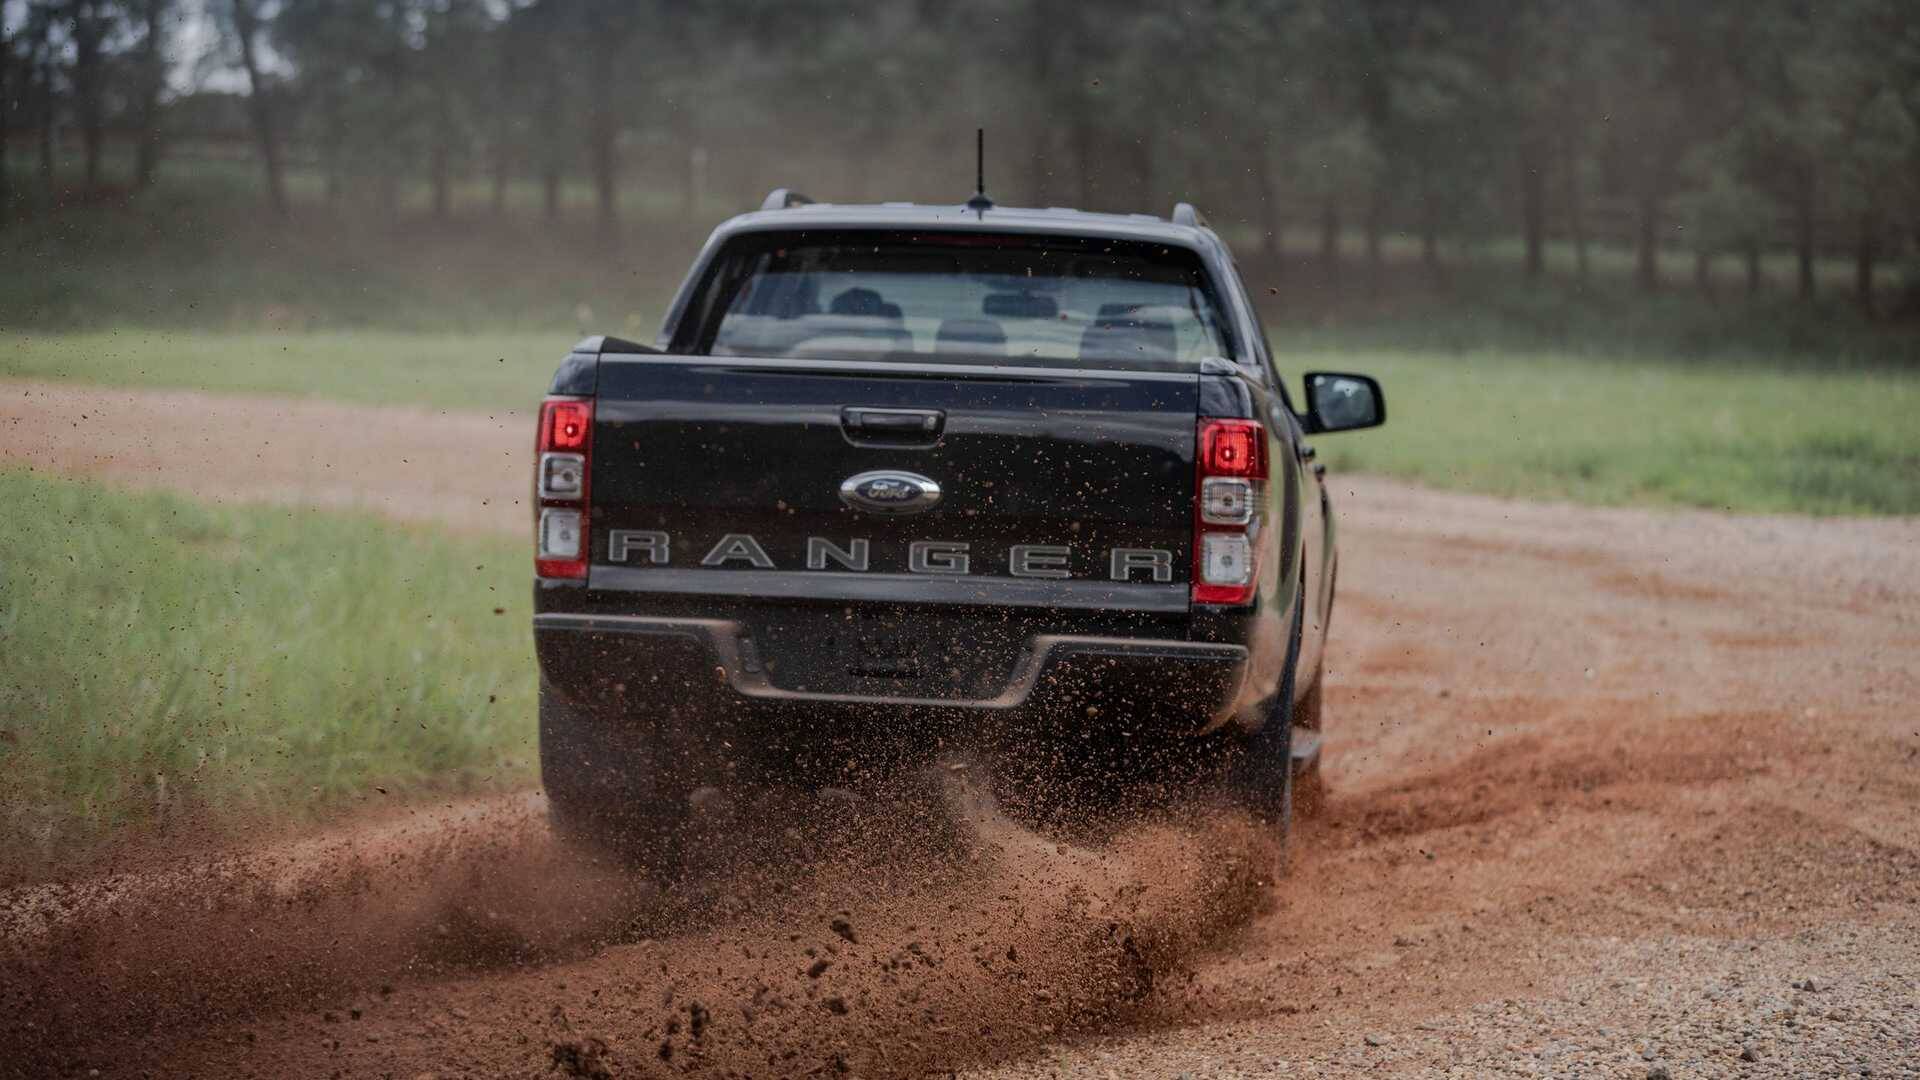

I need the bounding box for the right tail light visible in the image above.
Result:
[1192,418,1266,605]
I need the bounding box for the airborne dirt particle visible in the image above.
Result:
[548,1035,612,1079]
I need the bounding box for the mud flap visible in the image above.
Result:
[1222,590,1303,840]
[1290,726,1323,770]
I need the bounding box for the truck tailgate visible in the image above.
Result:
[582,354,1200,698]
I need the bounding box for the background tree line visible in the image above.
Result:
[3,0,1917,312]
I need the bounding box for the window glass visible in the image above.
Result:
[682,232,1237,371]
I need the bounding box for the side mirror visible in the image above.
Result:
[1303,372,1385,434]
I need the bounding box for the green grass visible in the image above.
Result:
[1,329,567,413]
[1302,349,1920,515]
[0,470,536,845]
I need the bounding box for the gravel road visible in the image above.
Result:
[3,381,1915,1078]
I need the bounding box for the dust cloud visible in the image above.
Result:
[0,762,1281,1078]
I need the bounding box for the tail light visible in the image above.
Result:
[535,397,593,580]
[1193,418,1266,605]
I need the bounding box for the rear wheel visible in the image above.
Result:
[1289,664,1327,818]
[1221,588,1308,842]
[539,679,696,877]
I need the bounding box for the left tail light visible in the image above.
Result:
[1192,417,1266,605]
[535,397,593,580]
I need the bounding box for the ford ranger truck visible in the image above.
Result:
[531,191,1384,870]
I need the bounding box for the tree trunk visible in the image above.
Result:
[134,0,168,190]
[587,40,618,230]
[1025,6,1053,206]
[231,0,288,218]
[1319,198,1340,282]
[1065,3,1096,210]
[1419,176,1440,277]
[1793,168,1815,301]
[492,32,514,220]
[36,56,55,204]
[431,139,451,220]
[590,120,616,228]
[0,24,10,225]
[1129,133,1154,218]
[430,89,452,221]
[1634,189,1659,293]
[536,41,562,224]
[1364,187,1385,289]
[320,93,343,205]
[1521,144,1546,278]
[1252,145,1280,262]
[1068,92,1096,211]
[1560,131,1588,280]
[71,2,105,196]
[1744,240,1761,296]
[685,145,706,219]
[1855,210,1875,316]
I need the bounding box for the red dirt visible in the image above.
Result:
[3,382,1917,1077]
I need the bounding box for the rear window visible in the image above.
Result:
[673,231,1237,371]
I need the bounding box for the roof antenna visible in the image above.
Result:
[965,128,993,215]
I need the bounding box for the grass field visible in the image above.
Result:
[1303,349,1920,515]
[0,470,536,847]
[3,330,565,413]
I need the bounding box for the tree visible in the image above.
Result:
[577,0,643,229]
[1485,1,1604,281]
[24,1,60,206]
[1,12,12,223]
[1730,0,1844,302]
[223,0,287,216]
[1368,0,1495,280]
[16,0,1881,299]
[132,0,171,189]
[65,0,118,196]
[497,0,574,222]
[1818,0,1919,314]
[421,0,491,220]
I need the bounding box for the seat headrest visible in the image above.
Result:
[1079,314,1176,364]
[935,318,1007,355]
[829,287,892,317]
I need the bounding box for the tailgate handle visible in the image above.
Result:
[841,407,945,442]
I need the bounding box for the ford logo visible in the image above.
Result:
[839,470,942,514]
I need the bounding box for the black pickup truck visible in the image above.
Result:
[532,190,1383,870]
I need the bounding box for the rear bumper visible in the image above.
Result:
[534,612,1248,732]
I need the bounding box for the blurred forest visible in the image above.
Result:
[2,0,1918,320]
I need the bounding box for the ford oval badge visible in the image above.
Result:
[839,470,941,514]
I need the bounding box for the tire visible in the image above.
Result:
[1290,664,1327,819]
[1221,586,1306,843]
[538,678,695,876]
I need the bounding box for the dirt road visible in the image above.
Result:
[3,382,1917,1077]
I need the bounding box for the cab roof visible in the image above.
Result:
[714,197,1218,249]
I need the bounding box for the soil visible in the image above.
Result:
[3,381,1916,1078]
